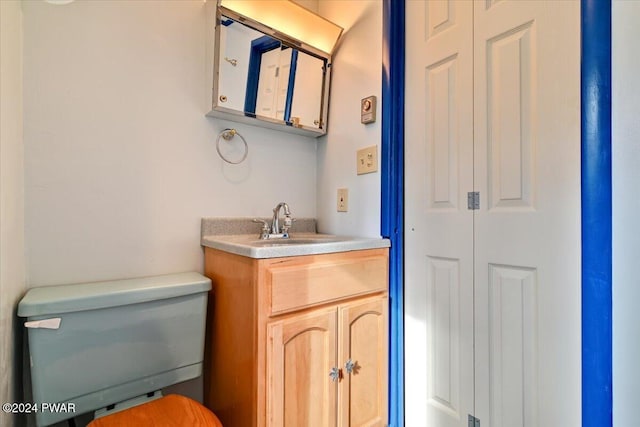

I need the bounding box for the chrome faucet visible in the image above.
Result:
[252,202,294,239]
[271,202,292,236]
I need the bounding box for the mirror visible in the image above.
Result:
[207,2,342,138]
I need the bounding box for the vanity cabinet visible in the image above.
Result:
[268,297,387,426]
[203,247,388,427]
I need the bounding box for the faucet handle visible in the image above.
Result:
[252,218,270,230]
[281,215,295,236]
[252,219,270,239]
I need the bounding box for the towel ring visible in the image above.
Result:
[216,128,248,164]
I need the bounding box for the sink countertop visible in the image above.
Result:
[201,232,391,259]
[201,217,317,238]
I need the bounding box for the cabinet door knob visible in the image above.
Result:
[345,359,356,375]
[329,367,340,382]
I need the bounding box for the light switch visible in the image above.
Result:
[337,188,348,212]
[357,145,378,175]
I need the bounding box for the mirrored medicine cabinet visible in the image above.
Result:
[207,0,343,138]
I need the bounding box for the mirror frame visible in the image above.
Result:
[207,2,337,138]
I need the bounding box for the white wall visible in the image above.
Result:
[22,0,318,287]
[316,0,382,238]
[217,21,262,112]
[612,2,640,425]
[0,1,26,425]
[6,0,375,422]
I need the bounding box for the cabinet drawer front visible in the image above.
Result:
[268,253,387,316]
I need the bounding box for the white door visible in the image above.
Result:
[256,48,279,118]
[256,48,291,120]
[275,48,292,120]
[405,1,474,425]
[472,2,581,426]
[291,53,324,128]
[404,1,581,426]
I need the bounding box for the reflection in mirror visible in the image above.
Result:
[216,17,326,131]
[208,4,340,138]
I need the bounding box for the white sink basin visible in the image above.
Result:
[201,233,390,258]
[249,236,343,246]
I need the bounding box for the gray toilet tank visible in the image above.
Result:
[18,272,211,427]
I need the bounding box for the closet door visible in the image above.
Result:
[406,1,581,426]
[404,1,474,426]
[473,1,581,426]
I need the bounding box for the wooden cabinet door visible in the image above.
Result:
[338,297,388,427]
[267,307,338,427]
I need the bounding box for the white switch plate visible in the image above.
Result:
[357,145,378,175]
[337,188,348,212]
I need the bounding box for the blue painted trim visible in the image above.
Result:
[381,0,404,425]
[244,36,281,116]
[284,49,298,123]
[581,1,612,426]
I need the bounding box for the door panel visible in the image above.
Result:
[485,22,535,210]
[256,48,279,117]
[405,0,474,425]
[275,48,292,120]
[426,256,461,417]
[256,48,291,120]
[486,265,537,427]
[291,53,324,127]
[338,297,388,427]
[473,1,580,426]
[427,56,459,211]
[267,308,337,427]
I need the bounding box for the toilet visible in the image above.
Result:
[18,272,222,427]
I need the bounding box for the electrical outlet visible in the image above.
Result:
[337,188,348,212]
[357,145,378,175]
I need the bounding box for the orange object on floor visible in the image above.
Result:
[87,394,223,427]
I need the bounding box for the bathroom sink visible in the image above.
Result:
[201,232,390,259]
[249,236,343,246]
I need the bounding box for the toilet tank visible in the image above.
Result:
[18,272,211,427]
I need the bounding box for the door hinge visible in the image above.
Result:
[467,192,480,210]
[468,414,480,427]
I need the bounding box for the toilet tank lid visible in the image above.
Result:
[18,272,212,317]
